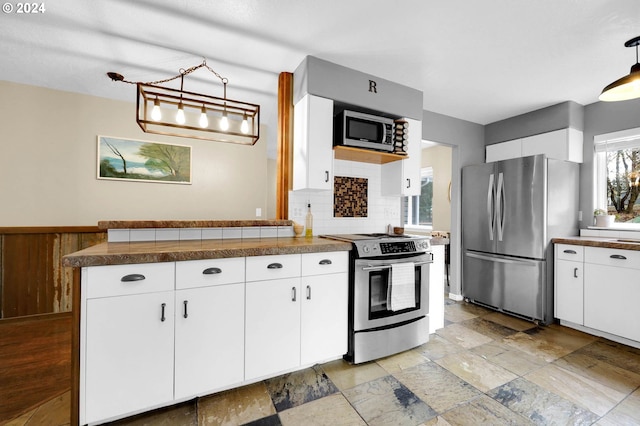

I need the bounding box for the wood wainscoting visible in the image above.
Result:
[0,227,106,319]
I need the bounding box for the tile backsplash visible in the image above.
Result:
[289,159,402,235]
[334,176,368,218]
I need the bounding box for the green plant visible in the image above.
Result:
[593,208,607,216]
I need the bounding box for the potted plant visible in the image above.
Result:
[593,208,615,227]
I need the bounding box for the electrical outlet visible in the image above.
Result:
[578,211,582,221]
[256,208,262,217]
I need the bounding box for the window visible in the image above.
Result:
[594,128,640,224]
[403,167,433,227]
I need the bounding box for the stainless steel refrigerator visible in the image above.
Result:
[462,154,579,324]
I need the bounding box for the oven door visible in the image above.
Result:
[353,253,431,331]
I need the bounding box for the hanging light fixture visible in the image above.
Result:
[599,35,640,102]
[107,59,260,145]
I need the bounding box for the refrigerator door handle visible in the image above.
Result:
[487,173,495,241]
[465,251,539,266]
[496,172,505,241]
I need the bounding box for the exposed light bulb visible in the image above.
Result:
[151,97,162,121]
[220,110,229,131]
[240,113,249,134]
[176,101,185,125]
[199,105,209,128]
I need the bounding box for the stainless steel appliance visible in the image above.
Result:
[462,154,579,324]
[322,233,432,364]
[334,110,395,152]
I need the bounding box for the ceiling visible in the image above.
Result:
[2,0,639,153]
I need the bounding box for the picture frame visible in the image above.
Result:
[97,135,192,184]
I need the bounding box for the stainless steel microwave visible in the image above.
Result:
[335,110,395,152]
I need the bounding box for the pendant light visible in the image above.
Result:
[599,35,640,102]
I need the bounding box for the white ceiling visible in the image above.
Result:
[2,0,639,151]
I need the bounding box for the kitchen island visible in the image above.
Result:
[63,221,353,425]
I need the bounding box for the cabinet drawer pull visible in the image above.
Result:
[121,274,145,282]
[325,171,329,183]
[183,300,188,319]
[406,178,411,189]
[610,254,627,260]
[319,259,332,265]
[306,285,311,300]
[268,263,283,269]
[292,287,297,302]
[563,249,577,254]
[161,303,166,322]
[574,267,579,278]
[202,267,222,275]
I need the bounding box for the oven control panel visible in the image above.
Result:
[353,237,431,258]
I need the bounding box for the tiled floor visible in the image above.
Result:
[7,300,640,425]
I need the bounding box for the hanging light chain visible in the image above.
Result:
[113,59,229,88]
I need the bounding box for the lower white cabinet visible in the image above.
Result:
[428,245,445,333]
[584,247,640,342]
[554,244,640,344]
[82,251,349,424]
[554,244,584,325]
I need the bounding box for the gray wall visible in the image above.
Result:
[581,98,640,227]
[422,110,485,298]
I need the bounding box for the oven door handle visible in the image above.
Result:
[361,260,432,272]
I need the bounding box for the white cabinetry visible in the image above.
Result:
[293,94,334,191]
[300,251,348,364]
[584,247,640,342]
[486,128,583,163]
[382,117,422,196]
[245,254,302,380]
[428,245,445,333]
[174,258,245,399]
[82,263,175,424]
[554,244,584,325]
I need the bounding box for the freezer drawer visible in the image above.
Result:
[463,251,546,322]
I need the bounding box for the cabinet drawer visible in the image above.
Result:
[302,251,349,276]
[176,258,245,289]
[556,244,584,262]
[585,247,640,269]
[84,262,174,299]
[246,254,301,282]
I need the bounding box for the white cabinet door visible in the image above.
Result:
[293,94,334,191]
[485,139,521,162]
[429,245,445,333]
[381,118,422,196]
[554,259,583,324]
[85,291,174,424]
[521,128,583,163]
[245,277,301,380]
[300,273,348,365]
[174,283,244,399]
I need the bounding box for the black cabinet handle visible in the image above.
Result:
[319,259,332,265]
[203,267,222,275]
[306,285,311,300]
[160,303,166,322]
[563,249,577,254]
[292,287,297,302]
[610,254,627,260]
[406,179,411,188]
[183,300,188,319]
[268,263,283,269]
[325,171,329,182]
[574,267,578,278]
[121,274,145,282]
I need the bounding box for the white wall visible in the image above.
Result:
[0,81,270,226]
[422,145,452,232]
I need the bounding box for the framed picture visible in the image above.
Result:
[97,135,192,184]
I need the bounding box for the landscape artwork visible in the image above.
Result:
[97,136,191,184]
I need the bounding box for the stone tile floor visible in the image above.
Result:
[7,300,640,425]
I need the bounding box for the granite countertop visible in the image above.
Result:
[62,237,352,267]
[98,220,294,229]
[552,236,640,251]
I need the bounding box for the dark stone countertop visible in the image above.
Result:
[552,236,640,251]
[62,237,352,267]
[98,220,294,229]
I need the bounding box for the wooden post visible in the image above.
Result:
[277,72,294,220]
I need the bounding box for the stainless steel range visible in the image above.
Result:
[322,233,432,364]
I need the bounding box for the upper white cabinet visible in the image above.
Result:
[486,128,583,163]
[381,117,422,196]
[293,94,334,191]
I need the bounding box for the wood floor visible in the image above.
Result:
[0,313,71,423]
